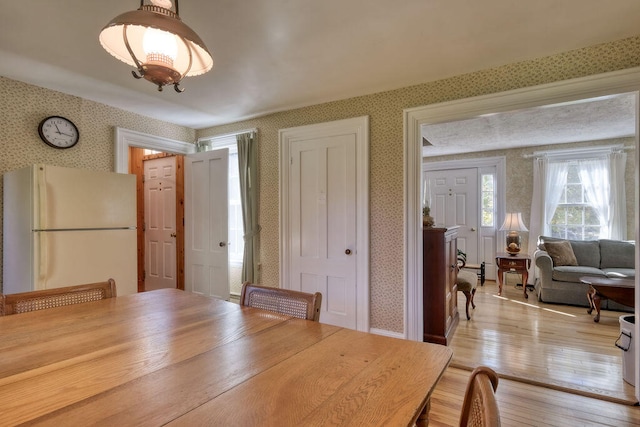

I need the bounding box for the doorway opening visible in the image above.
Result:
[423,157,505,282]
[130,148,185,292]
[195,134,246,298]
[404,68,640,402]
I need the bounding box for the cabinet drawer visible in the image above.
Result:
[498,258,526,269]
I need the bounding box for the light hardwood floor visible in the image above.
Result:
[428,279,640,426]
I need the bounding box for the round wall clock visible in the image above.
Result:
[38,116,79,149]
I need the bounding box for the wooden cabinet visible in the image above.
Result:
[423,226,459,345]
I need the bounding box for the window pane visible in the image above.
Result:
[584,207,599,225]
[481,175,492,191]
[480,173,494,227]
[565,184,582,203]
[567,165,580,182]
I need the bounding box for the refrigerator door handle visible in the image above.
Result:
[37,231,48,289]
[36,165,48,230]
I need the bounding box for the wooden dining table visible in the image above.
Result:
[0,288,452,426]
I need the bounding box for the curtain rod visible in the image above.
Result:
[522,143,634,159]
[198,128,257,143]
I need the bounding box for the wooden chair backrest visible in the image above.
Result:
[459,366,501,427]
[1,279,117,316]
[240,282,322,321]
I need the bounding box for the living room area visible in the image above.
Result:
[413,71,638,407]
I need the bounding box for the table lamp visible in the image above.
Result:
[500,213,528,255]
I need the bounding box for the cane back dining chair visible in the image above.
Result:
[459,366,501,427]
[1,279,117,316]
[240,282,322,322]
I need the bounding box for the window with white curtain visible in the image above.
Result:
[533,145,627,241]
[550,162,602,239]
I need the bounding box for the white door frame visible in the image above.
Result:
[114,128,194,173]
[279,116,370,332]
[404,67,640,401]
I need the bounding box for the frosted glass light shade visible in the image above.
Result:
[99,0,213,91]
[143,27,178,65]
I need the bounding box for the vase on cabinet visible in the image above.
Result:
[422,206,434,228]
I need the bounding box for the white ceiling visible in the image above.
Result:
[422,93,638,156]
[1,1,640,130]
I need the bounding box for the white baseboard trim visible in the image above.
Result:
[369,328,405,339]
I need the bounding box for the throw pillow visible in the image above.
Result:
[544,240,578,266]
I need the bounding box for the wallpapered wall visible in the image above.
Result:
[1,37,640,333]
[197,36,640,334]
[426,137,637,253]
[0,77,195,292]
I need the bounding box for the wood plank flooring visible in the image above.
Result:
[428,279,640,426]
[448,279,636,404]
[429,367,640,427]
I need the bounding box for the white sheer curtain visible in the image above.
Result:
[527,158,567,284]
[543,161,569,235]
[607,151,627,239]
[528,157,546,260]
[578,158,610,238]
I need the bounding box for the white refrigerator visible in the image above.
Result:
[3,164,137,295]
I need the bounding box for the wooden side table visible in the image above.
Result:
[496,253,532,298]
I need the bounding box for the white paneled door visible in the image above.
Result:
[184,148,230,300]
[280,116,370,331]
[426,168,479,261]
[144,156,177,290]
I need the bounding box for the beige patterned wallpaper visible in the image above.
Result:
[1,36,640,333]
[198,36,640,333]
[0,76,194,290]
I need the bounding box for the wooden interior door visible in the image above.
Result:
[144,156,177,290]
[129,148,184,292]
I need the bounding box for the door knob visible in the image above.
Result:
[170,233,177,238]
[470,227,476,232]
[345,249,352,255]
[219,242,227,247]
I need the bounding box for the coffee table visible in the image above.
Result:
[580,276,635,322]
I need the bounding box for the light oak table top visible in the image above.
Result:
[0,289,452,426]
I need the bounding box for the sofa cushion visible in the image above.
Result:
[569,240,601,268]
[552,266,606,283]
[600,239,635,269]
[544,241,578,266]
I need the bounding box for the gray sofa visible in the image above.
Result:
[534,236,635,311]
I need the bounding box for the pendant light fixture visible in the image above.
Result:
[99,0,213,92]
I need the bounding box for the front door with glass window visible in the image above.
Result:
[424,166,498,281]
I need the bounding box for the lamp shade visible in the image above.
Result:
[99,0,213,91]
[499,213,528,232]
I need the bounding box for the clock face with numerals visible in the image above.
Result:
[38,116,79,149]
